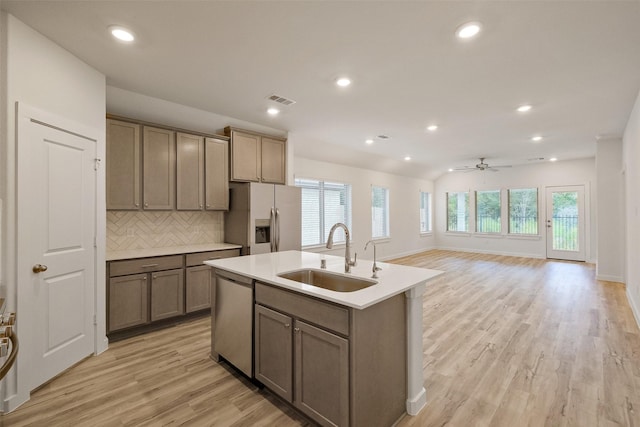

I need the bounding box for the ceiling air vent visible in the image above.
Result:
[377,135,391,140]
[267,94,296,106]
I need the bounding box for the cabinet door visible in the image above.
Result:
[108,273,148,332]
[150,268,184,321]
[230,131,260,182]
[143,126,176,210]
[185,265,211,313]
[261,137,286,184]
[106,119,140,210]
[205,137,229,210]
[294,320,349,427]
[176,133,204,210]
[255,304,293,402]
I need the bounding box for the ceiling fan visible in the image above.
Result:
[451,157,512,172]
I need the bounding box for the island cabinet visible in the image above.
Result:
[254,282,406,427]
[224,127,286,184]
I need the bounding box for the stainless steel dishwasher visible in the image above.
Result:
[212,270,254,377]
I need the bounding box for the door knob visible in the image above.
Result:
[32,264,48,273]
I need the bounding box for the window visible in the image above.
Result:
[295,178,352,247]
[447,191,469,232]
[508,188,538,235]
[476,190,501,233]
[371,186,389,238]
[419,191,432,233]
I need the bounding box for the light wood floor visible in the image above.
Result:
[2,250,639,426]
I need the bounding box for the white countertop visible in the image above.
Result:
[205,250,444,309]
[106,243,242,261]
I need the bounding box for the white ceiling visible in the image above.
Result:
[3,1,640,180]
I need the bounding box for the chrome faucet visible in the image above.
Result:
[364,240,382,278]
[326,223,357,273]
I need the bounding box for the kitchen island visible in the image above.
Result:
[205,250,443,426]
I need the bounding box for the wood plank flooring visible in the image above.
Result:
[2,250,639,426]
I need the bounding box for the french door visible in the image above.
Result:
[545,186,586,261]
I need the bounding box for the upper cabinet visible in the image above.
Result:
[205,137,229,210]
[176,132,205,210]
[225,127,286,185]
[106,119,141,210]
[143,127,176,210]
[106,116,230,212]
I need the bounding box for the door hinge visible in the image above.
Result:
[94,158,102,171]
[93,314,97,326]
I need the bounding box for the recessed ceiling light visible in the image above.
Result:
[404,156,412,161]
[531,136,543,142]
[550,157,558,162]
[336,77,351,87]
[448,168,454,172]
[365,139,374,145]
[456,22,482,39]
[267,108,280,116]
[109,26,135,42]
[427,125,438,132]
[517,104,532,113]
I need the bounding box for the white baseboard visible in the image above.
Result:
[596,274,625,283]
[627,287,640,330]
[380,246,436,261]
[434,246,545,260]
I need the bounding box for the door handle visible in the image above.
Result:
[32,264,48,273]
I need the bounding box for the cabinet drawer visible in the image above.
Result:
[255,282,349,336]
[109,255,183,277]
[186,249,240,266]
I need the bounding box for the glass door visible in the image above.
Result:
[545,186,586,261]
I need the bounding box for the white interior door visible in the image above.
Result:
[18,113,96,391]
[545,185,586,261]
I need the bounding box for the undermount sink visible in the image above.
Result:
[277,269,377,292]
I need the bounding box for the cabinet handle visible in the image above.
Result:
[141,264,159,268]
[144,203,149,208]
[206,204,211,208]
[143,277,147,281]
[294,327,300,332]
[135,203,139,207]
[153,275,157,279]
[284,323,290,328]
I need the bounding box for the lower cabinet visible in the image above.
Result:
[107,248,239,335]
[185,265,212,313]
[255,286,349,427]
[150,268,184,321]
[253,281,407,427]
[108,273,148,331]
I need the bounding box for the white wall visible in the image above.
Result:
[434,158,597,260]
[595,138,625,282]
[293,157,436,261]
[1,13,106,411]
[623,90,640,327]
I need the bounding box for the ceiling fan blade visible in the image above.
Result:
[486,168,500,172]
[491,165,512,168]
[451,166,474,171]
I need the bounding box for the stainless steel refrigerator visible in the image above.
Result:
[224,182,301,255]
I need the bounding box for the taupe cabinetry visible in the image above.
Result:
[106,116,230,212]
[225,127,286,184]
[253,281,406,427]
[143,126,176,210]
[176,133,204,210]
[150,269,184,321]
[205,137,229,210]
[108,274,148,331]
[106,119,141,210]
[184,250,239,313]
[255,282,349,426]
[108,248,240,335]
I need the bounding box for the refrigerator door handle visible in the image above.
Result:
[275,208,281,252]
[270,208,276,252]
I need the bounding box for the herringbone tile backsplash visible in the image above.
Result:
[107,211,224,251]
